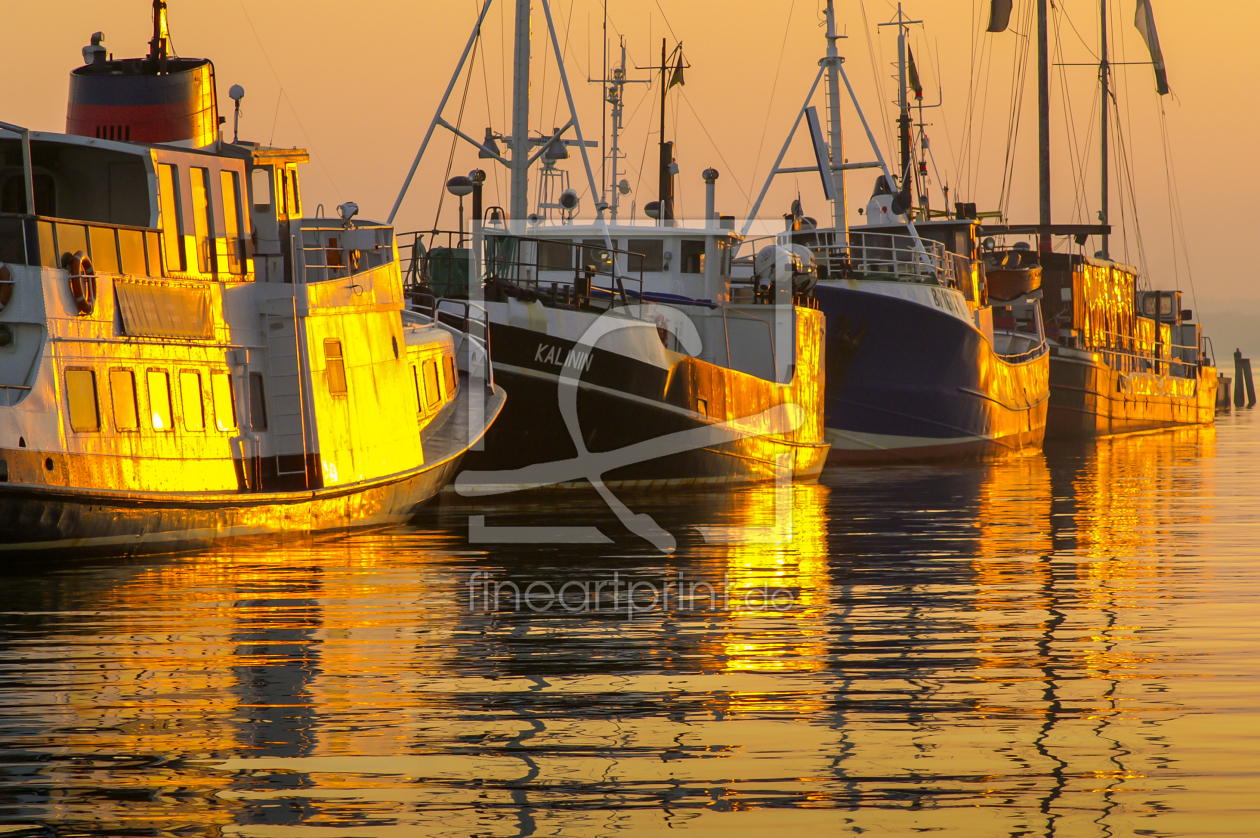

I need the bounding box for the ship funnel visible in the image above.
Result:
[66,3,220,147]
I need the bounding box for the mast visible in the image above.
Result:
[1037,0,1051,253]
[1100,0,1110,259]
[896,6,912,192]
[510,0,531,227]
[591,38,647,222]
[657,38,675,225]
[824,0,847,230]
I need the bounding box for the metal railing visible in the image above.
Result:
[1063,328,1207,377]
[296,222,394,285]
[397,229,651,310]
[747,228,956,286]
[404,294,493,388]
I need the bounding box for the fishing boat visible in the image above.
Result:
[985,0,1217,435]
[750,1,1049,463]
[390,1,828,491]
[0,1,504,553]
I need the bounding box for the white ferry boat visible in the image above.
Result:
[0,2,504,553]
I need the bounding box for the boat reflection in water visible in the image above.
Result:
[0,423,1250,835]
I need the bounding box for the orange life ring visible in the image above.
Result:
[61,251,96,315]
[0,263,12,312]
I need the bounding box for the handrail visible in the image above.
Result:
[744,228,955,286]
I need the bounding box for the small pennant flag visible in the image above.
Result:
[668,49,685,89]
[987,0,1013,33]
[1134,0,1170,95]
[908,46,924,99]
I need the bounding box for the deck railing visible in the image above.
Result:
[755,228,956,286]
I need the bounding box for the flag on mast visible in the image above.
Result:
[668,48,686,89]
[1134,0,1170,95]
[986,0,1013,33]
[907,46,924,99]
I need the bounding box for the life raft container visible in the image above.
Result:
[61,251,96,315]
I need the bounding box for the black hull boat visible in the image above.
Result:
[459,308,829,489]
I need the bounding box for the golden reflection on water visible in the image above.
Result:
[3,420,1259,835]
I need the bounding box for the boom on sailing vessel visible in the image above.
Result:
[391,0,828,491]
[750,1,1049,463]
[0,1,504,553]
[986,0,1217,435]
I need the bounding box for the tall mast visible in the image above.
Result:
[896,5,912,188]
[1099,0,1110,259]
[657,39,675,225]
[1037,0,1051,253]
[591,38,647,222]
[824,0,847,230]
[510,0,531,227]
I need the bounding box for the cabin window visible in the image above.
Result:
[65,368,100,432]
[220,170,245,274]
[277,171,288,217]
[287,168,301,216]
[444,354,458,396]
[681,239,705,274]
[117,228,146,276]
[248,373,268,430]
[324,339,348,396]
[37,221,57,268]
[158,164,186,271]
[147,370,173,431]
[536,239,573,271]
[411,365,423,413]
[250,167,272,211]
[211,373,237,431]
[580,239,609,272]
[144,230,163,276]
[627,239,664,272]
[58,223,88,261]
[180,371,205,431]
[109,369,139,431]
[190,167,215,273]
[88,226,119,275]
[422,359,441,409]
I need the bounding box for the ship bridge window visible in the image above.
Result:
[251,167,272,211]
[58,223,88,262]
[147,370,173,431]
[324,339,348,396]
[65,368,100,433]
[0,172,55,216]
[158,164,186,272]
[221,171,245,274]
[180,371,205,431]
[117,228,145,276]
[88,226,119,275]
[536,239,572,271]
[444,354,457,397]
[190,168,215,274]
[211,373,237,431]
[681,240,705,274]
[627,239,664,272]
[287,168,301,217]
[109,369,139,431]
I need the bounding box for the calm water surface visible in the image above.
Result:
[1,414,1258,836]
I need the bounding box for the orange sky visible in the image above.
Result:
[3,0,1256,314]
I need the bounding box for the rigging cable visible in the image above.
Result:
[678,89,753,210]
[431,30,480,239]
[746,0,797,215]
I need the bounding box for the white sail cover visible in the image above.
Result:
[1134,0,1170,96]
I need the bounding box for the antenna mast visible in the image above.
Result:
[823,0,848,231]
[1037,0,1051,252]
[591,37,648,222]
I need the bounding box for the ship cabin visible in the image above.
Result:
[0,125,461,495]
[1038,252,1210,378]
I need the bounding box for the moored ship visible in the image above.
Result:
[392,1,828,491]
[752,1,1048,463]
[0,2,504,553]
